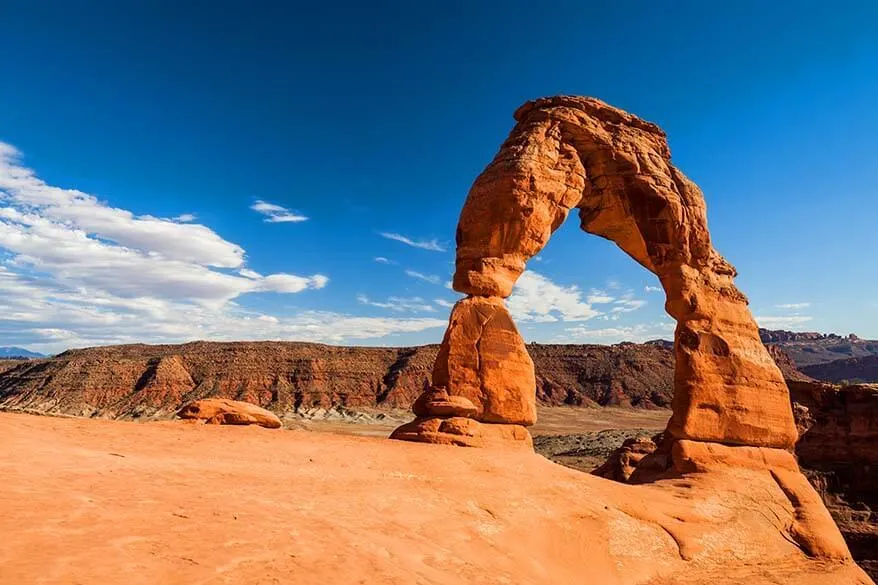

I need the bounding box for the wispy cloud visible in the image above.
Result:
[507,271,600,323]
[379,232,445,252]
[644,285,662,293]
[405,270,441,284]
[357,294,435,313]
[250,200,309,223]
[611,297,647,313]
[173,213,197,222]
[373,257,395,264]
[755,315,813,329]
[434,298,455,308]
[776,302,810,310]
[587,290,615,304]
[561,321,674,344]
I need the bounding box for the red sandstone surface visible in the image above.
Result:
[0,412,871,585]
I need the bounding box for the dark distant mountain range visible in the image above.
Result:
[0,347,45,359]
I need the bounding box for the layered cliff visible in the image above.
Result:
[0,341,678,418]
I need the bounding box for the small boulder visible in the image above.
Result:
[177,398,281,429]
[390,416,532,449]
[412,387,479,419]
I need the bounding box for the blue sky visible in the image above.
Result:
[0,1,876,353]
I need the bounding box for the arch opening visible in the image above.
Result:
[394,96,797,451]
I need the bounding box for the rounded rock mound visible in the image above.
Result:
[176,398,282,429]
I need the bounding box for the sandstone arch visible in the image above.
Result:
[392,95,797,451]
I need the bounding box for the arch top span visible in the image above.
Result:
[395,96,798,451]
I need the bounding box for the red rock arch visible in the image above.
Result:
[395,96,797,451]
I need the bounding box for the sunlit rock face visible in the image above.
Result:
[413,95,796,450]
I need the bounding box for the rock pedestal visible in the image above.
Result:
[390,386,532,449]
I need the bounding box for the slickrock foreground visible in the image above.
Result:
[0,412,871,585]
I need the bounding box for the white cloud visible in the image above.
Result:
[173,213,197,222]
[776,302,810,310]
[379,232,445,252]
[259,273,329,293]
[373,257,394,264]
[644,285,662,293]
[250,200,308,223]
[357,295,435,313]
[0,142,442,353]
[0,142,325,305]
[611,298,647,313]
[586,290,615,304]
[434,298,455,308]
[755,315,813,329]
[506,271,600,322]
[0,264,446,354]
[561,321,674,344]
[0,145,244,268]
[405,270,441,284]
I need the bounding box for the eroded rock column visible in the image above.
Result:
[390,297,536,448]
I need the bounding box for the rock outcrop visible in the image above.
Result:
[395,95,797,449]
[389,95,866,580]
[177,398,282,428]
[431,296,536,425]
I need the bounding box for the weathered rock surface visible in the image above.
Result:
[0,359,24,376]
[411,387,478,418]
[447,95,796,449]
[431,297,536,425]
[389,416,533,449]
[592,434,659,482]
[582,380,878,580]
[790,380,878,578]
[177,398,282,429]
[767,343,816,382]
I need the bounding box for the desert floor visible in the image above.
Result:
[1,410,867,585]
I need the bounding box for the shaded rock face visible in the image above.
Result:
[790,381,878,580]
[400,95,797,450]
[802,355,878,384]
[177,398,282,429]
